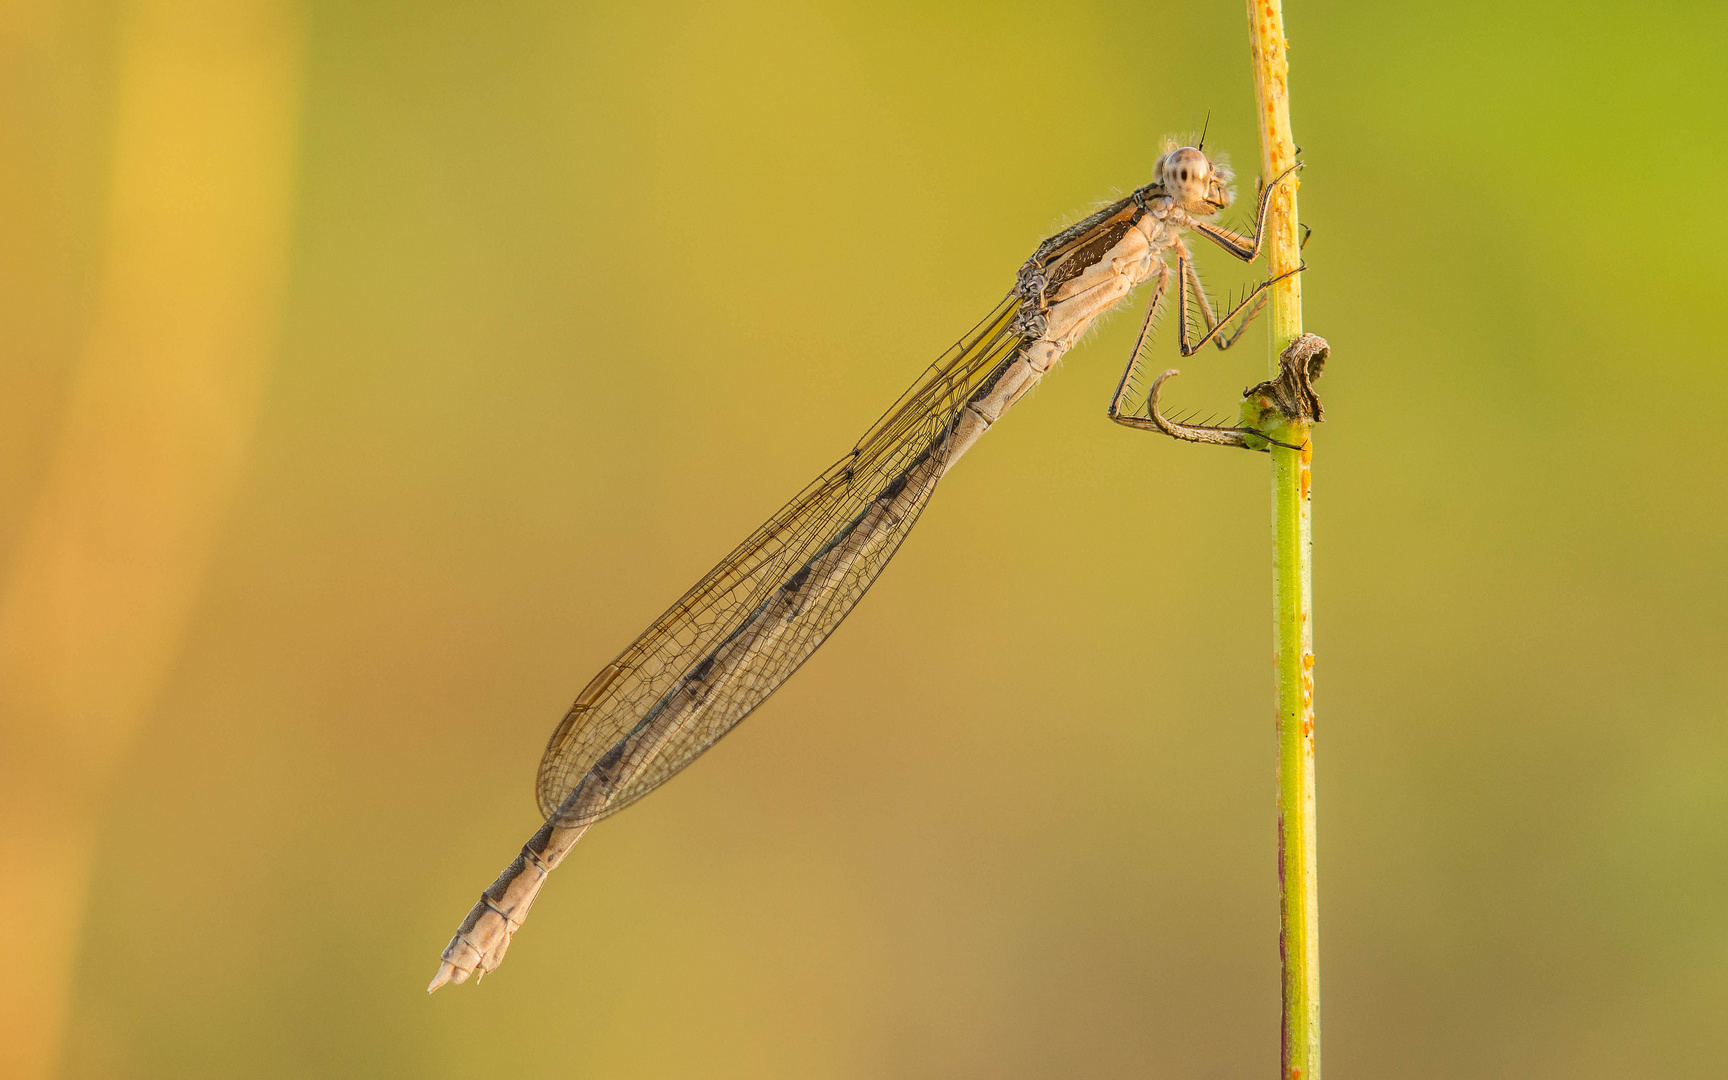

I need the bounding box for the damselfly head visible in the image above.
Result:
[1154,145,1234,215]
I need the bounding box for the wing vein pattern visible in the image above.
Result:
[537,293,1027,826]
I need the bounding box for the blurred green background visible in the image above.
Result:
[3,0,1725,1077]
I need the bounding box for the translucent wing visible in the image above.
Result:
[536,292,1028,826]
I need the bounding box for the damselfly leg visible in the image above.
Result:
[1106,264,1169,433]
[1189,162,1302,263]
[1177,251,1305,356]
[1107,159,1305,442]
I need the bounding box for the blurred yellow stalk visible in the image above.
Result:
[0,1,301,1074]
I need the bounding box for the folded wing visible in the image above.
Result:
[535,293,1028,826]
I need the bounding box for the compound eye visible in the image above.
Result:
[1164,148,1209,189]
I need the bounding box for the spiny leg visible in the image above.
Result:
[1190,161,1302,263]
[1106,263,1169,433]
[1179,252,1305,357]
[1113,367,1310,452]
[1177,243,1266,354]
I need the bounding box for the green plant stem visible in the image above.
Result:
[1247,1,1320,1077]
[1270,432,1318,1080]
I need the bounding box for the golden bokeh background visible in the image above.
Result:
[3,1,1724,1077]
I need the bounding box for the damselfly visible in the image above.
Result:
[428,137,1303,992]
